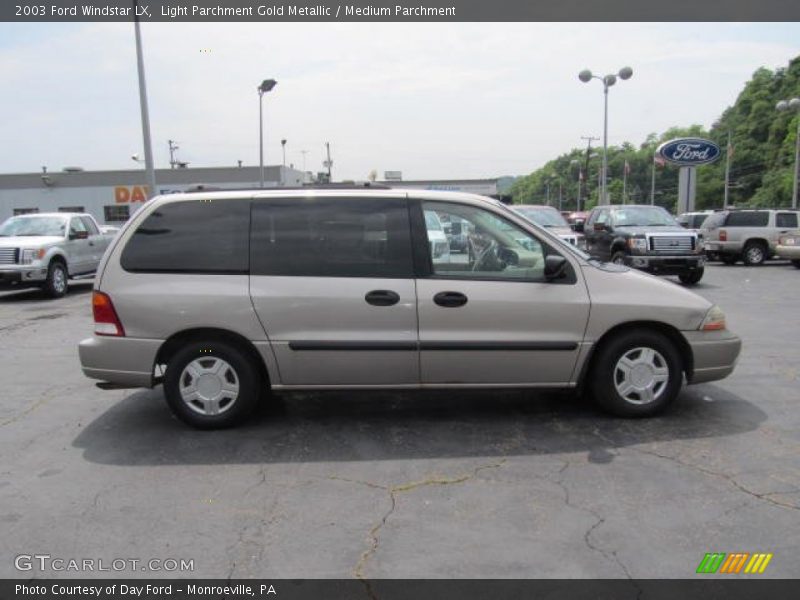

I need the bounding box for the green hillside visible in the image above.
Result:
[510,55,800,212]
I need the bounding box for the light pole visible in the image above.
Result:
[133,0,156,198]
[776,97,800,209]
[579,66,633,206]
[257,78,277,188]
[281,138,287,186]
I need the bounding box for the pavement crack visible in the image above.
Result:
[635,447,800,513]
[333,459,507,585]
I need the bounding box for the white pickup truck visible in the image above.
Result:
[0,212,113,298]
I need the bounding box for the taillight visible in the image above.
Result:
[92,291,125,337]
[719,230,727,242]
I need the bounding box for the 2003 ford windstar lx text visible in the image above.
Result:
[78,188,742,428]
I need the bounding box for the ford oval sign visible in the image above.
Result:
[656,138,721,167]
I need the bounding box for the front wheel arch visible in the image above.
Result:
[577,321,693,391]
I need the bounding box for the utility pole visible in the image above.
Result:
[650,157,656,205]
[168,140,179,169]
[324,142,333,181]
[723,130,732,209]
[581,136,599,210]
[300,150,308,172]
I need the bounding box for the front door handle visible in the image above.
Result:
[365,290,400,306]
[433,291,468,308]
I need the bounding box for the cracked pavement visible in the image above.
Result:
[1,264,799,579]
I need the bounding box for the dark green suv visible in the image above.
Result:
[582,205,705,285]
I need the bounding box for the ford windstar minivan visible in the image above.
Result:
[79,188,741,428]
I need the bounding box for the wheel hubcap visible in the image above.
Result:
[747,247,763,262]
[53,268,66,292]
[614,347,669,405]
[179,357,239,416]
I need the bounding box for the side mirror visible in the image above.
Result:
[544,255,568,280]
[69,230,89,240]
[573,221,584,233]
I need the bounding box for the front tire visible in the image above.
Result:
[163,341,260,429]
[610,250,627,266]
[43,260,68,298]
[590,330,683,417]
[792,260,800,269]
[678,268,704,285]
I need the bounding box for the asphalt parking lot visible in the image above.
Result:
[1,263,799,580]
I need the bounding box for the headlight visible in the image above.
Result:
[700,305,726,331]
[627,238,647,252]
[20,248,45,264]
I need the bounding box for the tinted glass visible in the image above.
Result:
[725,211,768,227]
[121,200,249,273]
[776,213,798,228]
[250,197,413,278]
[692,214,710,228]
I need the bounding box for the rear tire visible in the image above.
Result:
[43,260,68,298]
[163,340,260,429]
[742,242,767,266]
[678,268,704,285]
[589,329,683,418]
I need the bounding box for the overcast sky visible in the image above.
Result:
[0,22,798,181]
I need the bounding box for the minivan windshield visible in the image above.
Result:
[0,216,67,237]
[514,207,569,228]
[612,206,677,227]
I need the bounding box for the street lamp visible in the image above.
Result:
[579,66,633,205]
[776,97,800,209]
[257,78,277,188]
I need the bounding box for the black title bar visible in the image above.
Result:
[4,0,800,22]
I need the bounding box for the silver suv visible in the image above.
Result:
[78,189,741,428]
[702,209,800,265]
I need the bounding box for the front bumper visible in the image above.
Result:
[78,335,163,388]
[0,266,48,286]
[776,244,800,260]
[683,330,742,384]
[624,254,705,275]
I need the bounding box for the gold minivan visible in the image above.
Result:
[79,188,741,428]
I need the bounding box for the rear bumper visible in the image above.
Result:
[624,254,705,275]
[776,244,800,260]
[78,335,162,388]
[683,330,742,384]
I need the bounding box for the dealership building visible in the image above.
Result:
[0,167,514,226]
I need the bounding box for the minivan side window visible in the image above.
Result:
[725,211,769,227]
[121,200,250,273]
[776,212,798,229]
[250,197,413,278]
[421,201,550,282]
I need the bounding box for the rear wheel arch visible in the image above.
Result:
[155,328,271,388]
[578,321,693,389]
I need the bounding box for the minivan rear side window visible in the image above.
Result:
[725,211,769,227]
[250,197,413,278]
[121,200,250,273]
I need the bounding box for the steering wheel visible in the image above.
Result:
[471,239,501,271]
